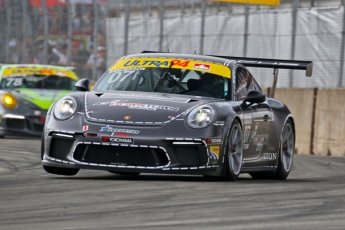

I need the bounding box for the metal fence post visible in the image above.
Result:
[159,0,165,51]
[21,0,30,63]
[200,0,206,55]
[4,0,11,63]
[41,0,48,64]
[339,0,345,87]
[66,0,73,65]
[243,4,249,57]
[289,0,299,87]
[124,0,130,55]
[93,0,99,80]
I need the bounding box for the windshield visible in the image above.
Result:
[0,75,77,90]
[94,59,231,99]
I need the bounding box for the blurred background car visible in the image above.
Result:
[0,64,79,137]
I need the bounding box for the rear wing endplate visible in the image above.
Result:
[211,55,313,77]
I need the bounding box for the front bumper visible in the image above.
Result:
[42,120,226,176]
[0,112,47,137]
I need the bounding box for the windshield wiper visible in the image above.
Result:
[152,62,174,92]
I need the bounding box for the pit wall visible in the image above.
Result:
[270,88,345,157]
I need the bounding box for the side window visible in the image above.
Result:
[235,67,256,100]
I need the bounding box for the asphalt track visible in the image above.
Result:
[0,138,344,230]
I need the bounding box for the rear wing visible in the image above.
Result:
[210,55,313,98]
[210,55,313,77]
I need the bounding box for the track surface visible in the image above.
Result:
[0,138,344,230]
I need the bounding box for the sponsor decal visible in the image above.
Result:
[100,125,140,134]
[2,67,77,80]
[123,59,190,68]
[214,121,225,125]
[110,102,179,112]
[263,152,277,160]
[109,58,231,79]
[254,134,268,151]
[206,138,222,144]
[93,100,122,106]
[110,67,146,72]
[34,110,41,116]
[113,133,129,137]
[194,63,211,70]
[209,146,220,160]
[243,125,251,143]
[253,134,267,145]
[124,116,131,120]
[55,71,65,76]
[243,144,249,149]
[102,136,133,144]
[83,125,89,131]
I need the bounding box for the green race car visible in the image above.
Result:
[0,64,79,137]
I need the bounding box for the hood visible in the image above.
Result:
[13,88,72,110]
[85,92,219,123]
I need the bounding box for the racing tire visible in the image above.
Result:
[43,165,79,176]
[275,119,295,180]
[108,171,140,176]
[222,119,243,181]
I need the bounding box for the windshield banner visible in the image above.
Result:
[2,66,78,80]
[110,58,231,78]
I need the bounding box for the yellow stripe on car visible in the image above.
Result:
[110,57,231,78]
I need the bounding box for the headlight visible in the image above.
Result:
[53,96,78,120]
[1,93,18,109]
[187,105,216,129]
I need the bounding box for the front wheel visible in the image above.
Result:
[222,120,243,181]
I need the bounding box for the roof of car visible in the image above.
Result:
[0,64,78,80]
[126,52,231,66]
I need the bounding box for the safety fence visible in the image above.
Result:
[1,0,345,87]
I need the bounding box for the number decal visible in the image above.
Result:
[6,78,23,87]
[170,60,190,67]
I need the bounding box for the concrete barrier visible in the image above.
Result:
[313,88,345,157]
[274,88,315,155]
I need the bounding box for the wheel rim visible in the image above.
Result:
[281,123,294,172]
[228,124,243,175]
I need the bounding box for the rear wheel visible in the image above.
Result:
[222,120,243,181]
[250,119,294,180]
[43,165,79,176]
[275,120,295,180]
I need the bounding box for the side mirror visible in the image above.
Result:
[241,90,266,107]
[75,78,90,92]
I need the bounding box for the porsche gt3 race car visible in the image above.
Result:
[42,52,312,180]
[0,64,79,137]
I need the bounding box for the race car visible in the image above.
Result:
[41,52,312,180]
[0,64,79,137]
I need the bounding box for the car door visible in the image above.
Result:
[234,66,272,162]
